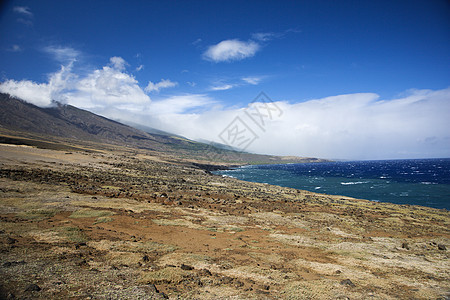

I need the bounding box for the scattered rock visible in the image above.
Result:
[3,262,12,267]
[74,258,87,266]
[220,276,233,284]
[2,261,25,267]
[234,280,244,288]
[142,255,150,262]
[75,242,87,249]
[438,244,446,251]
[340,279,356,287]
[25,284,41,292]
[402,242,410,250]
[199,269,212,276]
[147,283,159,293]
[180,264,194,270]
[5,237,17,244]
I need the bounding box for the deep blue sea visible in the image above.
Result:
[214,159,450,210]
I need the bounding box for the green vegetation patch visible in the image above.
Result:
[17,208,59,220]
[93,216,114,224]
[58,226,88,243]
[69,208,115,219]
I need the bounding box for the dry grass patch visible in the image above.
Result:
[17,208,59,220]
[280,279,368,300]
[69,208,114,219]
[157,252,213,269]
[74,198,171,213]
[152,218,204,230]
[269,233,316,247]
[250,212,309,229]
[140,267,191,284]
[93,216,114,224]
[106,251,144,266]
[88,239,177,253]
[29,226,88,243]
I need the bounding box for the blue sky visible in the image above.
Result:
[0,0,449,159]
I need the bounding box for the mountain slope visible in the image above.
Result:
[0,93,324,164]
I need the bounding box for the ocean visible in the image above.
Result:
[214,158,450,210]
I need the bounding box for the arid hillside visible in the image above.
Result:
[0,140,448,299]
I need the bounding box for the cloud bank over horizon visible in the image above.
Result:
[1,56,449,160]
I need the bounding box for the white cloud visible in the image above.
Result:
[137,88,450,160]
[0,56,150,109]
[43,46,80,63]
[7,45,22,52]
[251,32,277,41]
[145,79,178,93]
[203,39,260,62]
[69,65,149,109]
[148,94,213,115]
[136,64,144,71]
[192,38,202,45]
[109,56,127,71]
[210,84,234,91]
[13,6,33,16]
[0,64,74,107]
[242,76,263,85]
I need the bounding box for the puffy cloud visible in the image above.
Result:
[0,57,150,109]
[109,56,127,71]
[0,79,52,107]
[145,79,178,93]
[69,66,149,109]
[0,64,74,107]
[203,39,260,62]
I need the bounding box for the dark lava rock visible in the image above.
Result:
[180,264,194,270]
[25,284,41,292]
[340,279,356,287]
[5,237,17,244]
[220,276,233,284]
[2,261,25,268]
[147,284,159,293]
[438,244,446,251]
[199,269,212,276]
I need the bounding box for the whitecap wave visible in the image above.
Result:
[340,181,369,185]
